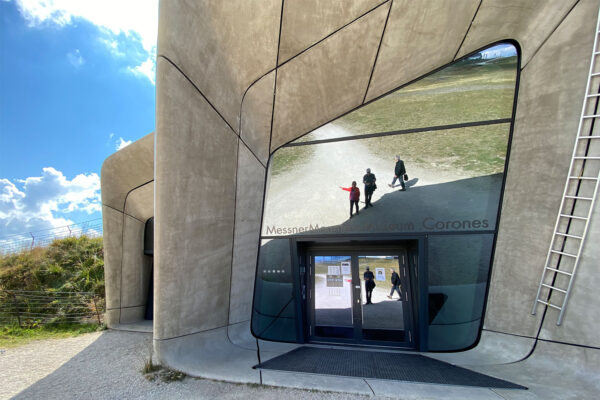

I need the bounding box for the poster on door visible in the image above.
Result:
[375,268,385,281]
[327,265,343,287]
[341,261,351,275]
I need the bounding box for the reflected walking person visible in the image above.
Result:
[387,268,402,300]
[388,155,406,191]
[363,168,377,208]
[364,266,375,305]
[340,181,360,218]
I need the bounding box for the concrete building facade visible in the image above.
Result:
[101,1,600,397]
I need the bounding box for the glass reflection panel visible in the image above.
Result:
[427,234,494,351]
[359,256,406,342]
[251,239,297,342]
[263,124,508,237]
[313,255,353,338]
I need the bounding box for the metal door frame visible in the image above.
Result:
[303,240,419,348]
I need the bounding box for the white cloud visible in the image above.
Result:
[13,0,158,84]
[116,137,132,151]
[0,167,101,238]
[128,56,155,84]
[108,132,114,140]
[67,48,84,68]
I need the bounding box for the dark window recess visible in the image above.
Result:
[144,217,154,256]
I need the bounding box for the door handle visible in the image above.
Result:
[355,286,360,289]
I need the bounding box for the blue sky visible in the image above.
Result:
[0,0,157,242]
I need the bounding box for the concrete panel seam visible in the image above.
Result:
[362,0,393,104]
[521,0,582,71]
[453,0,483,61]
[538,337,600,351]
[241,139,267,169]
[267,0,285,157]
[158,55,237,135]
[154,319,249,342]
[121,180,154,213]
[225,138,241,343]
[276,0,285,66]
[275,0,391,70]
[239,0,393,150]
[483,328,536,341]
[102,203,146,224]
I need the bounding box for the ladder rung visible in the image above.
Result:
[587,93,600,97]
[536,299,562,310]
[541,283,567,294]
[545,267,573,276]
[568,176,598,180]
[582,114,600,118]
[564,195,593,200]
[559,213,588,221]
[591,72,600,77]
[555,232,583,239]
[577,136,600,139]
[551,249,578,257]
[573,156,600,160]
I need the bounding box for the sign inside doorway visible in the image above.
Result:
[327,265,343,287]
[341,261,351,275]
[375,268,385,281]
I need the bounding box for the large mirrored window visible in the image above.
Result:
[252,43,519,349]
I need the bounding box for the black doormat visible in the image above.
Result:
[255,347,526,389]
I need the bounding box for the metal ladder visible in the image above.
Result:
[532,8,600,326]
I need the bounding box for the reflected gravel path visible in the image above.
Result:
[0,330,393,399]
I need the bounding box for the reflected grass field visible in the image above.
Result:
[335,57,517,135]
[365,124,510,175]
[270,145,314,176]
[275,56,517,176]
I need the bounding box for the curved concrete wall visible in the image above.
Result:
[99,0,600,391]
[101,132,154,326]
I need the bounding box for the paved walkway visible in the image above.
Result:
[0,330,391,400]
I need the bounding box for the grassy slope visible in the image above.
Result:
[0,236,104,295]
[0,237,105,346]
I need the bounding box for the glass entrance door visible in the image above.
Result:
[312,255,354,339]
[309,250,414,347]
[359,255,410,342]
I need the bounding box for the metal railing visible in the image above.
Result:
[0,218,103,255]
[0,290,104,327]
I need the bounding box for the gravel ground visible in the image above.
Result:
[0,330,393,400]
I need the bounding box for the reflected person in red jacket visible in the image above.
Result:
[340,181,361,218]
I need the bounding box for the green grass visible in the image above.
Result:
[0,322,103,348]
[0,236,105,296]
[365,123,510,175]
[270,145,314,175]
